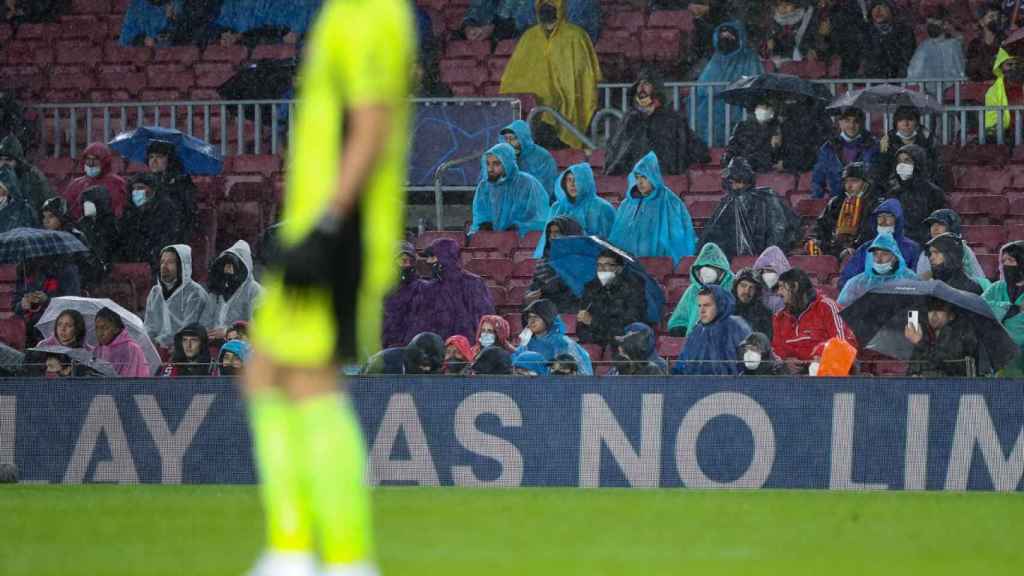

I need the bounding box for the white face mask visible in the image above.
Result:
[82,201,97,218]
[479,333,496,348]
[518,327,533,346]
[808,361,821,376]
[754,107,774,123]
[597,271,616,286]
[873,260,894,274]
[761,271,779,289]
[743,350,762,370]
[896,163,914,180]
[84,165,102,178]
[698,267,720,285]
[876,225,895,236]
[0,196,7,210]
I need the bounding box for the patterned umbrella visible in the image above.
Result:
[0,227,88,264]
[826,84,944,115]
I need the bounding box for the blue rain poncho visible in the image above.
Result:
[464,0,601,41]
[216,0,276,33]
[516,299,593,374]
[470,143,550,236]
[534,163,615,257]
[269,0,323,36]
[837,232,918,307]
[838,198,922,289]
[511,350,550,375]
[608,152,696,265]
[502,120,559,200]
[672,284,751,375]
[690,21,764,147]
[120,0,182,46]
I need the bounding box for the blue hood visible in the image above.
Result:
[512,350,549,375]
[219,339,250,363]
[863,233,908,277]
[470,142,549,236]
[503,120,539,154]
[502,119,558,199]
[672,284,750,375]
[535,162,614,257]
[480,142,519,185]
[871,198,907,239]
[628,151,667,201]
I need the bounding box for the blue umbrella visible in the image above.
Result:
[108,126,223,175]
[0,228,87,264]
[547,236,665,325]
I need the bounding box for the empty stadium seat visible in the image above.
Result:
[952,195,1009,224]
[511,259,537,278]
[518,230,542,249]
[467,231,518,258]
[676,256,697,277]
[465,258,514,283]
[975,253,999,280]
[794,197,828,218]
[560,313,577,335]
[656,336,685,360]
[789,255,839,283]
[581,343,606,362]
[688,168,720,194]
[416,230,467,251]
[688,200,719,221]
[638,257,675,282]
[0,317,26,350]
[951,165,1011,194]
[961,225,1006,253]
[731,256,757,270]
[489,286,508,307]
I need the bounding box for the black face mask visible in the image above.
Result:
[538,4,557,24]
[717,36,738,54]
[431,262,444,280]
[400,266,416,284]
[1005,264,1021,285]
[926,23,944,38]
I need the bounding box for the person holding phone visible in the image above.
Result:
[905,298,982,377]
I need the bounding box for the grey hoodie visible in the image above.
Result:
[202,240,263,331]
[144,244,209,347]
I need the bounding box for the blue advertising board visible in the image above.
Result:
[1,377,1022,491]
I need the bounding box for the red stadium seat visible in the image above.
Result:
[468,231,518,258]
[961,225,1006,253]
[560,313,577,335]
[688,168,720,194]
[638,257,675,281]
[942,144,1009,167]
[647,10,694,32]
[952,195,1009,224]
[0,317,26,350]
[755,173,797,196]
[251,44,297,61]
[951,165,1011,194]
[581,343,606,362]
[794,197,828,218]
[489,286,508,307]
[517,230,542,249]
[588,149,606,170]
[508,286,527,306]
[656,336,685,360]
[511,259,537,278]
[594,175,628,196]
[975,253,999,281]
[415,230,466,252]
[663,175,688,194]
[89,281,138,314]
[550,149,586,169]
[731,255,757,270]
[789,255,839,283]
[688,199,719,221]
[676,256,698,277]
[464,258,514,283]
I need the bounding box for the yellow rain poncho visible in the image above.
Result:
[985,48,1016,132]
[499,0,601,149]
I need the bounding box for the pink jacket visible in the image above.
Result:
[95,329,151,377]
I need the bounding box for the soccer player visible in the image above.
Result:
[244,0,413,574]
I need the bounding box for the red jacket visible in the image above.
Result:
[772,294,856,362]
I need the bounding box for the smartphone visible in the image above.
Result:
[908,310,919,330]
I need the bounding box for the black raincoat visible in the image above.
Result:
[884,144,947,244]
[698,182,802,260]
[732,268,774,339]
[528,216,583,313]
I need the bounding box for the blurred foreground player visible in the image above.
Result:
[245,0,413,574]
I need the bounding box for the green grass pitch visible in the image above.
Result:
[0,485,1020,575]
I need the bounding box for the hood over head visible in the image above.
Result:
[173,322,211,365]
[218,339,250,363]
[209,240,254,297]
[162,244,194,284]
[476,314,513,350]
[628,68,668,106]
[864,232,908,277]
[871,198,907,239]
[999,240,1024,282]
[993,48,1015,80]
[700,284,736,325]
[555,163,598,206]
[425,237,463,273]
[445,334,475,365]
[471,346,513,374]
[628,151,667,199]
[0,135,25,163]
[691,242,733,286]
[406,332,445,373]
[922,208,962,236]
[753,245,793,275]
[81,142,116,176]
[712,20,749,55]
[501,120,540,155]
[733,267,764,298]
[534,0,565,24]
[926,232,965,277]
[512,350,549,374]
[617,321,657,360]
[480,142,520,185]
[893,143,930,180]
[739,331,773,356]
[522,298,559,332]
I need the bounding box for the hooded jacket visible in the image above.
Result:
[985,48,1016,132]
[876,115,943,190]
[501,120,559,200]
[95,326,152,377]
[77,185,118,279]
[0,169,36,233]
[837,232,918,306]
[732,268,774,339]
[470,346,513,375]
[607,321,668,375]
[723,115,785,174]
[907,34,966,80]
[534,164,615,257]
[202,240,263,332]
[470,143,550,236]
[470,314,517,357]
[363,332,446,375]
[517,298,593,374]
[499,0,602,149]
[753,245,792,313]
[163,323,212,377]
[906,311,981,378]
[691,21,765,147]
[608,152,696,265]
[810,126,880,199]
[576,261,646,346]
[926,233,982,295]
[512,350,550,375]
[838,198,922,288]
[672,284,752,375]
[444,334,476,374]
[530,216,583,312]
[861,0,917,78]
[382,241,429,349]
[409,238,495,342]
[605,70,710,176]
[145,245,209,348]
[738,331,785,375]
[62,142,128,219]
[982,241,1024,348]
[117,173,183,267]
[914,209,989,289]
[0,134,55,214]
[698,178,802,260]
[883,144,947,244]
[668,242,734,336]
[216,339,250,376]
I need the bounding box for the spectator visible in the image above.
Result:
[548,352,579,375]
[43,353,75,379]
[672,285,751,375]
[14,257,81,347]
[723,98,789,173]
[811,162,882,260]
[698,157,802,260]
[270,0,322,43]
[0,134,55,215]
[362,332,445,375]
[94,307,151,377]
[470,314,517,357]
[607,322,668,376]
[216,339,249,377]
[763,0,828,67]
[145,141,197,239]
[444,335,476,375]
[608,152,697,265]
[528,216,583,312]
[876,107,943,189]
[772,268,855,367]
[410,238,495,342]
[224,320,248,342]
[37,309,90,351]
[62,143,128,220]
[171,0,223,45]
[811,108,879,199]
[837,198,921,289]
[512,350,549,376]
[517,298,593,374]
[778,94,835,174]
[967,4,1006,82]
[691,20,764,146]
[668,242,733,337]
[732,268,774,339]
[501,120,559,200]
[984,49,1024,134]
[3,0,69,24]
[382,241,425,348]
[860,0,916,78]
[462,0,601,42]
[738,331,785,375]
[499,0,601,149]
[982,241,1024,351]
[469,143,549,236]
[824,0,871,77]
[535,164,615,257]
[202,240,262,339]
[117,173,183,268]
[414,10,452,99]
[162,323,212,377]
[838,232,917,306]
[120,0,180,46]
[753,245,791,313]
[906,6,965,80]
[144,245,208,348]
[1002,0,1024,29]
[925,233,983,295]
[39,197,105,289]
[883,144,947,244]
[915,209,989,289]
[605,70,710,176]
[469,346,514,375]
[905,298,982,377]
[576,249,647,346]
[215,0,280,45]
[76,185,118,282]
[0,170,35,233]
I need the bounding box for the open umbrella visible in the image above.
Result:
[1003,27,1024,59]
[839,279,1018,371]
[827,84,944,115]
[218,59,297,101]
[26,344,117,377]
[0,342,23,375]
[36,297,161,376]
[721,72,830,109]
[108,126,223,176]
[546,236,665,325]
[0,227,87,264]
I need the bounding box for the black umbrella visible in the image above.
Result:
[218,59,297,101]
[839,279,1018,371]
[26,345,117,377]
[827,84,943,115]
[720,73,830,109]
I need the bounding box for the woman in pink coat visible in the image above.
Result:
[94,307,150,377]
